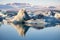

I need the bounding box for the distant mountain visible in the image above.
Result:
[49,6,56,8]
[48,6,56,10]
[0,3,31,11]
[6,3,31,8]
[6,3,30,6]
[0,3,52,12]
[0,5,13,10]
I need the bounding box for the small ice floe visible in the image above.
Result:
[54,13,60,19]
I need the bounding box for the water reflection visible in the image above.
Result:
[9,22,59,36]
[0,22,4,27]
[0,20,60,40]
[10,23,30,36]
[0,19,60,37]
[9,23,44,36]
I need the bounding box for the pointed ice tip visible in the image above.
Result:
[19,8,25,11]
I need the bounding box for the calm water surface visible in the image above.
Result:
[0,22,60,40]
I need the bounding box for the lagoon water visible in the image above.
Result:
[0,22,60,40]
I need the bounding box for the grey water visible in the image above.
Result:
[0,22,60,40]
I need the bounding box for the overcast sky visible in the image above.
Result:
[0,0,60,6]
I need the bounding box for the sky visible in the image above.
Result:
[0,0,60,6]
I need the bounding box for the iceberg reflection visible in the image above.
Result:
[9,22,59,36]
[10,23,30,36]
